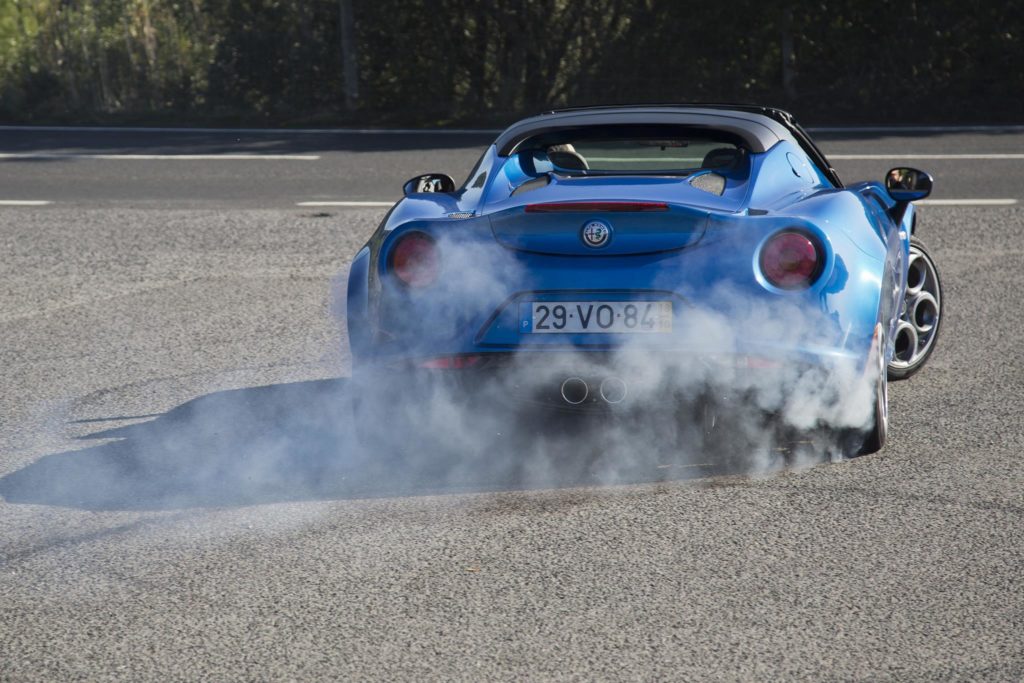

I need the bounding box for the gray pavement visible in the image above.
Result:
[0,130,1022,681]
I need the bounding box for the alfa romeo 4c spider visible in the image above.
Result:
[346,105,942,460]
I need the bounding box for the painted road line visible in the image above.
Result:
[0,125,500,135]
[0,200,52,206]
[0,153,320,160]
[296,201,396,207]
[810,125,1024,133]
[4,124,1024,134]
[829,153,1024,160]
[916,198,1017,206]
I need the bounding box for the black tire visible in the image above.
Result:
[852,325,889,456]
[855,388,887,456]
[839,321,888,456]
[888,236,943,380]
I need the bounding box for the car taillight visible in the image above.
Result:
[391,232,439,287]
[760,231,821,290]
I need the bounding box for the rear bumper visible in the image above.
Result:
[352,346,879,464]
[356,347,866,416]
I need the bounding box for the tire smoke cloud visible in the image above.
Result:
[0,234,877,512]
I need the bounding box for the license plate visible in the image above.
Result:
[520,301,673,334]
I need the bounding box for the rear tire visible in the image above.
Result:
[888,236,942,380]
[851,325,889,456]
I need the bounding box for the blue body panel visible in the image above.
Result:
[347,119,911,376]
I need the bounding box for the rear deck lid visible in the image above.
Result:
[487,172,745,254]
[487,176,725,256]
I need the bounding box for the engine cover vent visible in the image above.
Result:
[689,172,726,196]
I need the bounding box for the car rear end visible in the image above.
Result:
[348,119,884,457]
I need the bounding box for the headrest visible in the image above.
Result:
[701,147,740,169]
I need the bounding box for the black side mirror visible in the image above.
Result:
[403,173,456,196]
[885,167,933,202]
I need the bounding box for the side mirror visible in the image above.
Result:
[403,173,456,196]
[885,167,933,202]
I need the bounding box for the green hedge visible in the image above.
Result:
[2,0,1021,126]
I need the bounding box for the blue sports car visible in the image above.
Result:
[346,105,942,461]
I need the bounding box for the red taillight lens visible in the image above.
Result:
[760,231,821,289]
[761,233,823,290]
[391,232,439,287]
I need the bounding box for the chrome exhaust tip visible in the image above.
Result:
[599,376,628,404]
[560,377,589,405]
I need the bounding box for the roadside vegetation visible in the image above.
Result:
[1,0,1021,126]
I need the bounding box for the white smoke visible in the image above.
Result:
[339,234,878,491]
[0,227,877,511]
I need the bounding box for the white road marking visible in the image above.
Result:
[828,153,1024,160]
[0,200,52,206]
[296,201,395,207]
[0,125,499,135]
[810,125,1024,133]
[0,153,319,160]
[3,123,1024,134]
[915,198,1017,206]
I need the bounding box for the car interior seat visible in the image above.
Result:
[547,144,590,171]
[701,147,741,170]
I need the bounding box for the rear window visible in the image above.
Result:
[515,125,744,176]
[561,138,740,173]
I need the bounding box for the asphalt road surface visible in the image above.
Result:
[1,125,1022,206]
[1,127,1022,681]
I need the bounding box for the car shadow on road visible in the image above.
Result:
[0,378,717,512]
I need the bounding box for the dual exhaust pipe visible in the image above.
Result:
[560,376,628,405]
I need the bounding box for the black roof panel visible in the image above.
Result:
[493,104,842,187]
[494,105,797,156]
